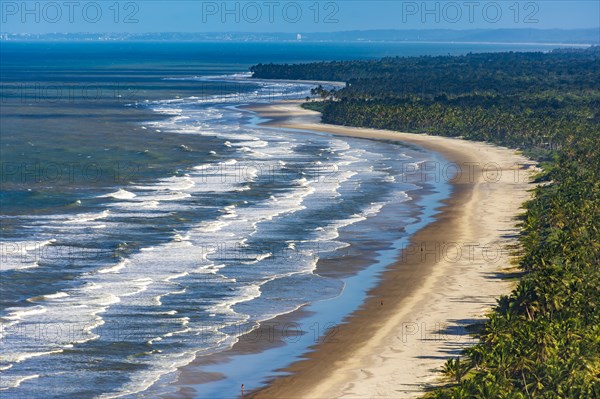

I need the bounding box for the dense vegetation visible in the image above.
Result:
[252,48,600,161]
[252,49,599,98]
[251,47,600,398]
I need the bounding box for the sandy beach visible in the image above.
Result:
[242,100,537,398]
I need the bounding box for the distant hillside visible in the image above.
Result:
[302,28,600,44]
[1,28,598,44]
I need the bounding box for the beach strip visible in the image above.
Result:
[245,100,537,398]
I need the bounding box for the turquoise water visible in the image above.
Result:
[0,41,555,398]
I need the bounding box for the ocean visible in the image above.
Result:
[0,41,563,398]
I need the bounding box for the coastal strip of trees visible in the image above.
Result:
[251,47,600,398]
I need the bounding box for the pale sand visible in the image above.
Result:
[245,101,538,398]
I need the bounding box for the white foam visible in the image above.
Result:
[71,210,110,223]
[1,348,65,365]
[0,239,57,271]
[361,202,387,217]
[26,292,69,302]
[0,374,40,391]
[3,305,48,321]
[100,189,136,200]
[97,259,129,274]
[244,252,272,264]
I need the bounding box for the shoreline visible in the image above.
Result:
[243,101,537,398]
[165,101,447,398]
[166,99,536,398]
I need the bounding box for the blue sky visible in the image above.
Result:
[1,1,599,33]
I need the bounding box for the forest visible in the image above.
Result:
[251,47,600,398]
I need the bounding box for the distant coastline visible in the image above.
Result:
[2,27,598,45]
[0,38,593,48]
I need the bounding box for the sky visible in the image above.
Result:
[1,0,599,34]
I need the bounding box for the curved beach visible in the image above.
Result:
[246,100,537,398]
